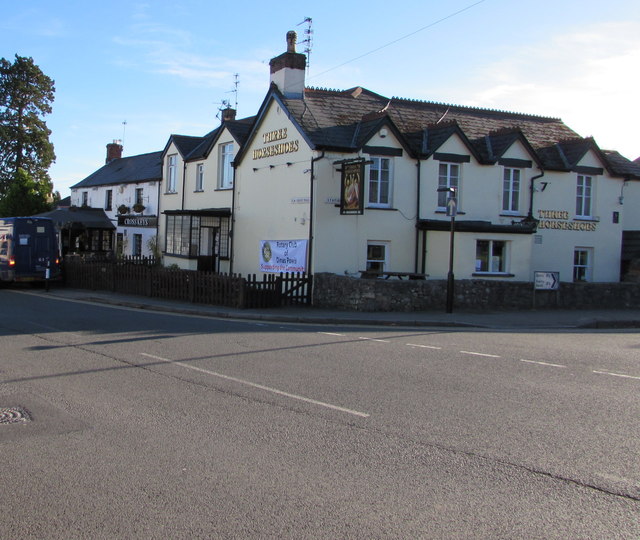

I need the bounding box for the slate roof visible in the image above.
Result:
[71,151,163,189]
[36,207,115,229]
[277,86,640,178]
[170,135,204,158]
[604,150,640,178]
[181,117,255,162]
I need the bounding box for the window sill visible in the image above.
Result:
[216,187,233,191]
[472,272,515,278]
[164,191,178,195]
[365,206,397,211]
[500,212,524,218]
[194,189,204,193]
[435,210,466,215]
[574,216,599,222]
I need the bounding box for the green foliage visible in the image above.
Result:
[0,168,52,217]
[0,54,56,197]
[146,235,162,264]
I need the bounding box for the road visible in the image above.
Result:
[1,288,639,538]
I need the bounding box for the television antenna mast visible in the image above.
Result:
[297,17,313,75]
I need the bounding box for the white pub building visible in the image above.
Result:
[224,32,640,284]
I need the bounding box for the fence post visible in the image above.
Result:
[186,273,193,303]
[146,266,153,297]
[238,276,247,309]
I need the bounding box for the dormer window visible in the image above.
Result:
[219,143,234,189]
[195,163,204,192]
[502,168,521,213]
[368,157,392,207]
[167,154,177,193]
[437,163,459,209]
[576,175,593,218]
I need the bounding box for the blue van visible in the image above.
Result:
[0,217,61,283]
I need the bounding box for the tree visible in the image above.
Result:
[0,54,55,198]
[0,168,52,217]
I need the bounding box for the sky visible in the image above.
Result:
[2,0,639,196]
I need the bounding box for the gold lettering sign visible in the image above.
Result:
[253,127,300,160]
[537,210,597,231]
[263,128,288,144]
[253,140,300,160]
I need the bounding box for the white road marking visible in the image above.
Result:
[406,343,442,350]
[593,370,640,381]
[358,337,390,343]
[318,332,346,337]
[460,351,502,358]
[520,359,566,368]
[140,352,370,418]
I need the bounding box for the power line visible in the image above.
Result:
[309,0,486,81]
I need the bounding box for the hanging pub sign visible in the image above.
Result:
[340,160,365,215]
[259,239,307,273]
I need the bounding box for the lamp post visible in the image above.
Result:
[438,187,457,313]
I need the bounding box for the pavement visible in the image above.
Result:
[24,283,640,330]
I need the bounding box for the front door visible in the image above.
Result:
[197,226,217,272]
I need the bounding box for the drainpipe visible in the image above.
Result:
[181,160,187,210]
[156,171,162,258]
[308,151,325,281]
[528,168,545,222]
[415,158,422,273]
[229,162,237,275]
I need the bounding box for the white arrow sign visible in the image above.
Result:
[534,271,559,290]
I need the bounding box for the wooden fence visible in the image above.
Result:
[63,257,312,309]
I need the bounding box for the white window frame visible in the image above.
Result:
[576,175,593,218]
[366,241,389,273]
[475,239,508,274]
[573,247,593,282]
[167,154,177,193]
[438,162,460,209]
[219,143,234,189]
[82,191,89,206]
[502,168,521,214]
[135,187,144,206]
[104,189,112,211]
[368,157,393,208]
[195,163,204,192]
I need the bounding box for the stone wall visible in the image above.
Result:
[312,273,640,311]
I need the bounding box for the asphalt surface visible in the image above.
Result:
[2,287,639,538]
[30,283,640,330]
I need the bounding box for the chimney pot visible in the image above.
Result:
[221,108,236,122]
[286,31,297,53]
[269,31,306,99]
[106,140,123,164]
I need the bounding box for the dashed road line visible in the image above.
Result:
[593,370,640,381]
[460,351,502,358]
[314,330,633,381]
[520,359,566,368]
[140,352,370,418]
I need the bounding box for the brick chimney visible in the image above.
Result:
[106,140,123,164]
[269,31,306,99]
[221,108,236,122]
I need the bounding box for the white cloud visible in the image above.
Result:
[447,21,640,159]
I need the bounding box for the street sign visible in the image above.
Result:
[534,271,559,290]
[446,197,457,217]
